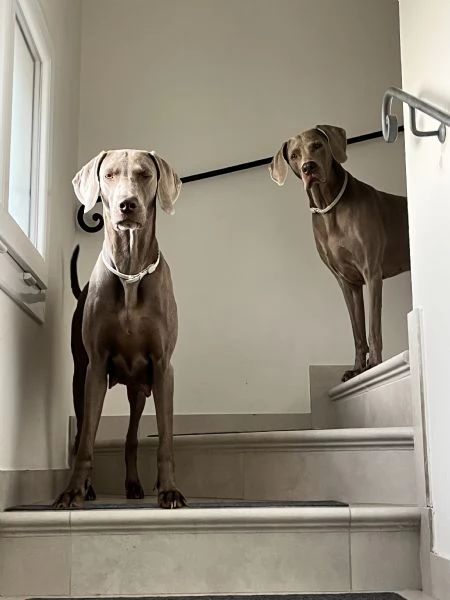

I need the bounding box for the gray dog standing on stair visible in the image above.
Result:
[270,125,410,382]
[54,149,186,509]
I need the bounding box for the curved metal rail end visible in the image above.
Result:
[382,86,450,144]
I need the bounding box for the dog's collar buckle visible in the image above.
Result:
[101,249,161,284]
[310,172,348,215]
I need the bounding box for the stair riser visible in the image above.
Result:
[330,376,413,429]
[93,446,416,505]
[0,509,421,596]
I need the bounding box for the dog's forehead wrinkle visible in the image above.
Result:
[102,152,124,171]
[288,136,305,155]
[129,150,154,171]
[101,150,154,175]
[302,130,321,143]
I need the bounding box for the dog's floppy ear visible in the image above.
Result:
[315,125,347,163]
[149,152,182,215]
[269,141,291,186]
[72,151,107,213]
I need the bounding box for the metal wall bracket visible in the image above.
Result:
[382,86,450,144]
[76,197,104,234]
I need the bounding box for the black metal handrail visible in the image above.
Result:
[382,86,450,144]
[77,126,404,233]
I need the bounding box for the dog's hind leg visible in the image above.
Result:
[71,292,96,501]
[72,359,96,501]
[72,360,86,456]
[125,385,146,499]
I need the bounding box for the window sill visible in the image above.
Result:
[0,238,46,323]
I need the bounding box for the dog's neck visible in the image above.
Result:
[308,163,347,212]
[103,209,159,277]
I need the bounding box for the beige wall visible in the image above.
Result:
[75,0,411,417]
[0,0,82,470]
[399,0,450,563]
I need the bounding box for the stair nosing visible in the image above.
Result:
[95,426,414,453]
[0,505,420,536]
[328,350,410,401]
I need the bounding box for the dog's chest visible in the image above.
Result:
[107,303,163,353]
[314,227,364,284]
[101,302,165,390]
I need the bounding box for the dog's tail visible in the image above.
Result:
[70,245,82,300]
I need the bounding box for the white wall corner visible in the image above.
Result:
[407,308,431,508]
[408,308,433,595]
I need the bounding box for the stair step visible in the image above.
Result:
[311,351,412,429]
[92,427,416,505]
[0,504,421,596]
[329,351,410,400]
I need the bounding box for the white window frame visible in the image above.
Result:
[0,0,53,323]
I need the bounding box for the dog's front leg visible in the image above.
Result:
[153,362,186,509]
[125,385,146,499]
[366,272,383,370]
[54,360,107,508]
[338,280,369,381]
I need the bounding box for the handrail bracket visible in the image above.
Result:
[383,86,449,144]
[409,106,447,143]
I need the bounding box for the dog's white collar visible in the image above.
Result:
[310,172,348,215]
[101,247,161,284]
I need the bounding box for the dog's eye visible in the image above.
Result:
[290,153,298,160]
[105,172,114,180]
[312,142,322,150]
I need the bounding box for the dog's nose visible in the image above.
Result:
[119,198,137,214]
[302,161,316,175]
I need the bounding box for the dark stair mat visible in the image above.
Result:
[7,499,347,511]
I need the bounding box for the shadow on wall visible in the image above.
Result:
[0,292,49,470]
[0,248,72,475]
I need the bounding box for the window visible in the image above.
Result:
[0,0,53,322]
[9,17,40,245]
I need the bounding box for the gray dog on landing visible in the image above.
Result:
[54,149,186,509]
[270,125,410,382]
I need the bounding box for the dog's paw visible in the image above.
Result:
[341,368,363,382]
[158,489,186,509]
[53,488,85,509]
[84,482,96,502]
[125,480,145,500]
